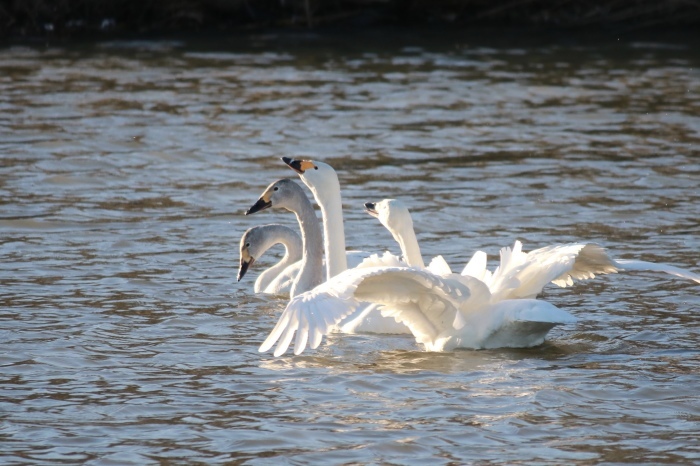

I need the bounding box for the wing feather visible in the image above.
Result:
[492,242,619,299]
[461,250,488,280]
[615,259,700,284]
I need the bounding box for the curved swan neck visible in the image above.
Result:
[392,225,425,268]
[287,192,324,298]
[254,226,303,293]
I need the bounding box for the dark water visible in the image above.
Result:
[1,32,699,464]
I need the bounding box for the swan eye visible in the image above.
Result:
[313,166,318,170]
[245,242,250,248]
[273,187,279,191]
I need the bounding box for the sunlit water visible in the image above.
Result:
[1,31,699,464]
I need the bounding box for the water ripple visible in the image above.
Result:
[1,33,699,464]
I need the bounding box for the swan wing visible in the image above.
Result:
[259,266,470,356]
[338,303,412,334]
[493,242,699,299]
[493,242,619,299]
[355,267,482,347]
[259,283,362,357]
[614,259,700,284]
[487,241,527,298]
[427,255,452,276]
[355,251,406,269]
[461,250,489,281]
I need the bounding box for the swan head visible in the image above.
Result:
[364,199,414,236]
[237,226,267,281]
[245,178,305,215]
[281,157,339,195]
[238,233,256,282]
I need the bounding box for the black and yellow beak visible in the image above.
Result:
[237,257,255,281]
[245,197,272,215]
[282,157,316,174]
[364,202,379,218]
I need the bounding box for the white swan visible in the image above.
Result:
[259,199,576,357]
[237,225,379,297]
[245,179,324,298]
[462,240,700,301]
[282,157,355,280]
[237,224,303,295]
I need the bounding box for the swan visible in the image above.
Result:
[245,179,324,298]
[237,225,379,297]
[281,157,355,280]
[237,224,302,295]
[259,199,576,357]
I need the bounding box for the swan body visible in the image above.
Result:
[238,224,303,295]
[463,240,700,300]
[259,199,575,357]
[245,179,324,298]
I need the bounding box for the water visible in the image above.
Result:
[1,31,699,464]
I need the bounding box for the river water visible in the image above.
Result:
[1,31,699,464]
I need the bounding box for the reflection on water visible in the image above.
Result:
[1,31,699,464]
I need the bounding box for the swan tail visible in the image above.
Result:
[480,299,577,349]
[614,259,700,284]
[482,320,558,349]
[505,299,578,325]
[474,299,576,348]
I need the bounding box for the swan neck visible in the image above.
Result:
[290,196,324,298]
[393,225,424,268]
[306,180,347,280]
[254,226,303,293]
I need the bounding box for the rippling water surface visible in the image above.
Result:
[1,31,699,464]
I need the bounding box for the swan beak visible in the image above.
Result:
[364,202,379,218]
[282,157,315,174]
[245,197,272,215]
[238,257,255,281]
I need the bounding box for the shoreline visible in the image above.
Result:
[3,1,700,44]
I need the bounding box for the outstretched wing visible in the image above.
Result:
[487,241,699,300]
[614,259,700,284]
[489,242,620,299]
[259,288,362,357]
[259,266,471,356]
